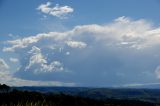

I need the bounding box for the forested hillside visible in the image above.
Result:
[0,84,159,106]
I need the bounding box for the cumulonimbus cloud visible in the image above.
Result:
[3,16,160,86]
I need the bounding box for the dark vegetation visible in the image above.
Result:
[0,84,160,106]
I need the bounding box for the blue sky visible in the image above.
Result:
[0,0,160,87]
[1,0,160,37]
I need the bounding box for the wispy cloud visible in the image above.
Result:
[0,58,9,69]
[37,2,74,19]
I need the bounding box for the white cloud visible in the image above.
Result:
[25,46,63,73]
[27,46,47,66]
[0,58,74,86]
[37,2,51,14]
[66,40,87,49]
[4,16,160,52]
[3,32,69,52]
[9,58,19,63]
[41,61,64,73]
[37,2,74,19]
[3,36,40,52]
[114,16,131,23]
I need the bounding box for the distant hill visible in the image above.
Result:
[0,84,155,106]
[14,86,160,103]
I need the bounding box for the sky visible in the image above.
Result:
[0,0,160,87]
